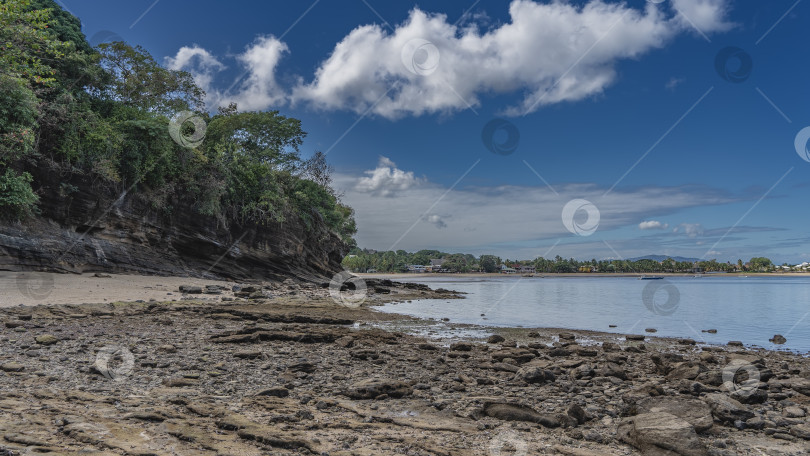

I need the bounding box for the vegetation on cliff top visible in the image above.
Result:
[0,0,356,245]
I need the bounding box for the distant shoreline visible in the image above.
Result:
[358,271,810,279]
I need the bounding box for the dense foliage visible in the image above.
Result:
[343,248,779,274]
[0,0,356,244]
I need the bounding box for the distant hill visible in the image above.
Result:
[625,255,700,263]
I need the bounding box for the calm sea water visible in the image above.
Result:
[376,276,810,353]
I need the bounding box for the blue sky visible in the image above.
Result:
[63,0,810,263]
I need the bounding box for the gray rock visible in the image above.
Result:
[702,393,754,424]
[344,378,412,399]
[255,387,289,398]
[487,334,505,344]
[769,334,787,344]
[514,366,555,384]
[482,402,560,428]
[789,423,810,440]
[618,412,707,456]
[634,397,714,433]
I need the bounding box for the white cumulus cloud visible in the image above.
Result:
[354,156,424,197]
[166,36,288,111]
[167,0,732,117]
[639,220,669,230]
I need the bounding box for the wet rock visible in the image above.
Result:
[618,412,707,456]
[487,335,505,344]
[626,335,645,341]
[769,334,787,344]
[645,328,657,333]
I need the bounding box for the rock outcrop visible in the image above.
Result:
[0,163,347,280]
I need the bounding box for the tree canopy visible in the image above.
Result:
[0,0,356,245]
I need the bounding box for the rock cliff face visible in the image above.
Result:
[0,163,348,281]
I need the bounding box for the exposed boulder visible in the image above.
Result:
[618,412,707,456]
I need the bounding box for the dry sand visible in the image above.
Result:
[0,271,237,308]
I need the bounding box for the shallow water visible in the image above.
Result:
[376,275,810,353]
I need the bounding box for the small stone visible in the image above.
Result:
[487,335,505,344]
[1,362,25,372]
[626,335,645,341]
[645,328,657,333]
[450,342,473,351]
[35,335,59,345]
[727,341,743,347]
[179,285,203,294]
[255,387,289,398]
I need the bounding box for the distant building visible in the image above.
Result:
[426,258,446,272]
[407,265,427,273]
[500,264,517,274]
[517,265,536,274]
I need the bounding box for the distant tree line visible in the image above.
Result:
[342,249,779,274]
